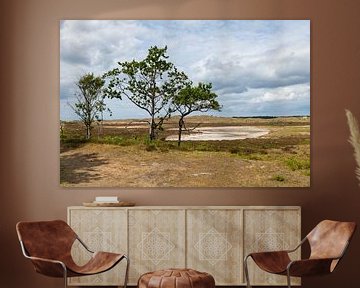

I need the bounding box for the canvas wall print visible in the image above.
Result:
[60,20,310,188]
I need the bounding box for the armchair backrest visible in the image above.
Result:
[16,220,77,261]
[307,220,356,261]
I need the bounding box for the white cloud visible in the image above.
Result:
[261,91,296,102]
[60,20,310,120]
[217,83,310,116]
[250,84,309,104]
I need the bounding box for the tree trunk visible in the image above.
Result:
[86,125,91,140]
[178,117,184,146]
[149,88,156,141]
[149,115,156,140]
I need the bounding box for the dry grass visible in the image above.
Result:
[60,116,310,187]
[61,143,309,187]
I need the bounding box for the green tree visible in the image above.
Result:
[104,46,189,140]
[70,73,107,139]
[171,82,221,146]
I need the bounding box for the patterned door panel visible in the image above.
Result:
[68,208,127,286]
[128,209,186,284]
[244,209,301,286]
[187,209,242,285]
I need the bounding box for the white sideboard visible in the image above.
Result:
[67,206,301,286]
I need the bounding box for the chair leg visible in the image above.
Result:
[244,255,252,288]
[62,264,68,288]
[123,255,130,288]
[286,270,291,288]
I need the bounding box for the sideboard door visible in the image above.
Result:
[68,208,128,286]
[243,208,301,286]
[128,209,186,284]
[186,209,243,285]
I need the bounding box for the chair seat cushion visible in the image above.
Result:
[67,252,124,276]
[250,251,291,274]
[138,268,215,288]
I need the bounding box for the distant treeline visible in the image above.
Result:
[232,115,310,119]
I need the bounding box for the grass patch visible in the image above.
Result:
[272,175,285,182]
[145,143,157,152]
[285,156,310,171]
[303,169,311,176]
[99,135,129,146]
[61,132,309,164]
[60,136,88,152]
[61,121,310,176]
[242,154,268,161]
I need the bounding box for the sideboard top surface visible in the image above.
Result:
[68,205,301,210]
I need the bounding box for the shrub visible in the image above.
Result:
[101,135,126,145]
[230,148,240,154]
[272,175,285,182]
[285,157,310,171]
[145,143,157,152]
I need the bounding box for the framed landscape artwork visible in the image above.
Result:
[60,20,310,188]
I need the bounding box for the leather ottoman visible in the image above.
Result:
[138,268,215,288]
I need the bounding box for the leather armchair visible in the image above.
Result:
[244,220,356,288]
[16,220,129,288]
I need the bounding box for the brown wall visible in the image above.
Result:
[1,0,360,287]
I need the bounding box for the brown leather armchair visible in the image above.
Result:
[244,220,356,288]
[16,220,129,288]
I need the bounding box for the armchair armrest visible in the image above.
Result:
[25,255,67,278]
[76,235,94,254]
[19,240,67,277]
[287,239,351,277]
[246,236,306,259]
[285,237,307,253]
[287,258,336,277]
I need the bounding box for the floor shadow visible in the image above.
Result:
[60,152,109,185]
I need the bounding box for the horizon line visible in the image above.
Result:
[60,114,311,122]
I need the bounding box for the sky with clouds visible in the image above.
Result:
[60,20,310,120]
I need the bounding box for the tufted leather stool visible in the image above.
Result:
[138,268,215,288]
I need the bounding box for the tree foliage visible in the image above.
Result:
[70,73,108,139]
[171,82,221,146]
[104,46,189,140]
